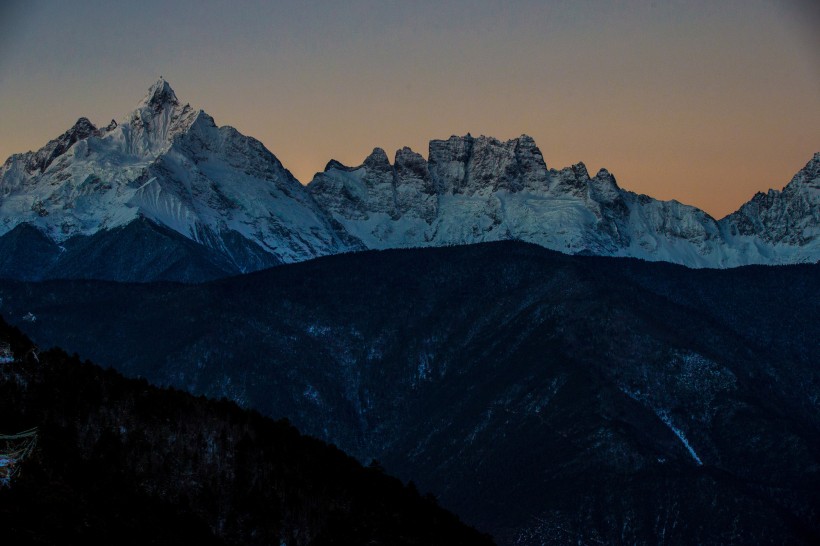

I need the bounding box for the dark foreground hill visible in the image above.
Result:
[0,318,492,545]
[2,241,819,544]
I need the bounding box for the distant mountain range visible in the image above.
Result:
[0,79,817,282]
[2,242,818,544]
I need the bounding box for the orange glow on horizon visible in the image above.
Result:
[1,1,817,220]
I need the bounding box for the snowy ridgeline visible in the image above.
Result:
[1,78,818,274]
[307,138,820,268]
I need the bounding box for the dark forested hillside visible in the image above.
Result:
[1,242,818,544]
[0,318,492,545]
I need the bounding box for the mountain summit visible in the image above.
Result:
[0,79,358,281]
[141,77,179,109]
[0,80,817,281]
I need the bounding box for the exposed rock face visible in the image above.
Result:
[24,117,100,174]
[724,152,820,247]
[309,136,819,267]
[395,147,437,222]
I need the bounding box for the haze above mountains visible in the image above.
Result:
[0,79,817,282]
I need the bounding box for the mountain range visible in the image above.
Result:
[2,242,818,544]
[0,78,817,282]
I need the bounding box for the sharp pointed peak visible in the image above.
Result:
[324,159,352,172]
[804,152,820,173]
[363,147,391,171]
[593,167,619,189]
[570,162,589,179]
[140,77,179,109]
[69,117,97,133]
[784,151,820,190]
[365,146,388,160]
[594,167,612,178]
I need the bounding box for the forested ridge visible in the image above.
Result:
[0,317,492,545]
[2,242,819,544]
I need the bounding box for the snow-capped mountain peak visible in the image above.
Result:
[0,79,360,280]
[140,77,179,110]
[121,79,198,157]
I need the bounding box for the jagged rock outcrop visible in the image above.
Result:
[723,152,819,247]
[308,135,818,267]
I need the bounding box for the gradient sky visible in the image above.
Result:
[1,0,818,219]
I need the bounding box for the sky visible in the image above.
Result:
[0,0,818,219]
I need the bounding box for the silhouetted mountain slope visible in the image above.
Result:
[1,242,818,543]
[0,318,492,546]
[0,223,61,281]
[0,217,252,282]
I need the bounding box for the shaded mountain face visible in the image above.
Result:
[0,317,492,546]
[0,218,246,282]
[2,242,818,544]
[1,79,817,282]
[0,78,359,281]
